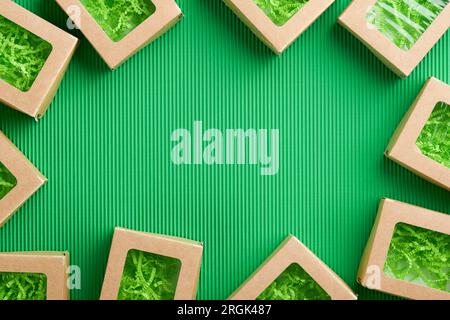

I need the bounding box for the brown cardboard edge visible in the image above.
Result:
[0,131,47,228]
[0,251,69,300]
[337,0,450,78]
[224,0,335,54]
[100,227,203,300]
[0,0,79,118]
[229,235,357,300]
[55,0,182,70]
[357,198,450,300]
[385,77,450,191]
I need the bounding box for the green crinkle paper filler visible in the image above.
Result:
[253,0,310,26]
[256,263,331,300]
[117,249,181,300]
[80,0,156,42]
[0,272,47,300]
[0,161,17,200]
[384,223,450,292]
[416,102,450,168]
[0,15,52,92]
[366,0,449,51]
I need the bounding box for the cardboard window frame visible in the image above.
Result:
[0,252,69,300]
[223,0,335,54]
[0,131,47,227]
[55,0,183,70]
[385,77,450,191]
[338,0,450,78]
[358,198,450,300]
[0,0,78,119]
[229,235,357,300]
[100,227,203,300]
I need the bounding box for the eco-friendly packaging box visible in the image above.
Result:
[229,235,357,300]
[386,77,450,191]
[338,0,450,78]
[223,0,335,54]
[55,0,183,69]
[0,0,78,119]
[358,198,450,300]
[100,227,203,300]
[0,131,47,227]
[0,252,69,300]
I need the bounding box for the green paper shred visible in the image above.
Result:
[366,0,449,51]
[117,249,181,300]
[0,161,17,200]
[256,263,331,300]
[79,0,156,42]
[0,15,52,92]
[0,272,47,300]
[253,0,310,26]
[416,102,449,168]
[384,223,450,292]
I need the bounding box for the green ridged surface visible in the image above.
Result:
[0,0,448,300]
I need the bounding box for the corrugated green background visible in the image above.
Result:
[0,0,448,300]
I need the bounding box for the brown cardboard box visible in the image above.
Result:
[55,0,182,69]
[100,227,203,300]
[0,252,70,300]
[358,198,450,300]
[223,0,335,54]
[229,235,357,300]
[0,0,78,119]
[338,0,450,78]
[386,77,450,191]
[0,131,47,227]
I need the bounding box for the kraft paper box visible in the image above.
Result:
[358,198,450,300]
[0,131,47,227]
[55,0,183,69]
[338,0,450,78]
[100,227,203,300]
[229,235,357,300]
[386,77,450,191]
[223,0,335,54]
[0,0,78,119]
[0,252,69,300]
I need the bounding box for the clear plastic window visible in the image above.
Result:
[0,161,17,200]
[118,249,182,300]
[253,0,310,26]
[0,15,52,92]
[0,272,47,300]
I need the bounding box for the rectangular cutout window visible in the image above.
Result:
[256,263,331,300]
[0,15,52,92]
[0,161,17,200]
[416,101,449,168]
[384,223,450,293]
[0,272,47,300]
[79,0,156,42]
[366,0,450,51]
[253,0,310,26]
[118,249,182,300]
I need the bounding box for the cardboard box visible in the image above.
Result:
[100,227,203,300]
[0,131,47,227]
[55,0,182,69]
[223,0,335,54]
[358,198,450,300]
[0,252,69,300]
[386,77,450,191]
[338,0,450,78]
[229,235,357,300]
[0,0,78,119]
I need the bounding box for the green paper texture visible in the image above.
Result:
[384,223,450,292]
[0,272,47,300]
[0,161,17,200]
[253,0,310,26]
[79,0,156,42]
[366,0,449,51]
[256,263,331,300]
[117,249,181,300]
[0,15,52,92]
